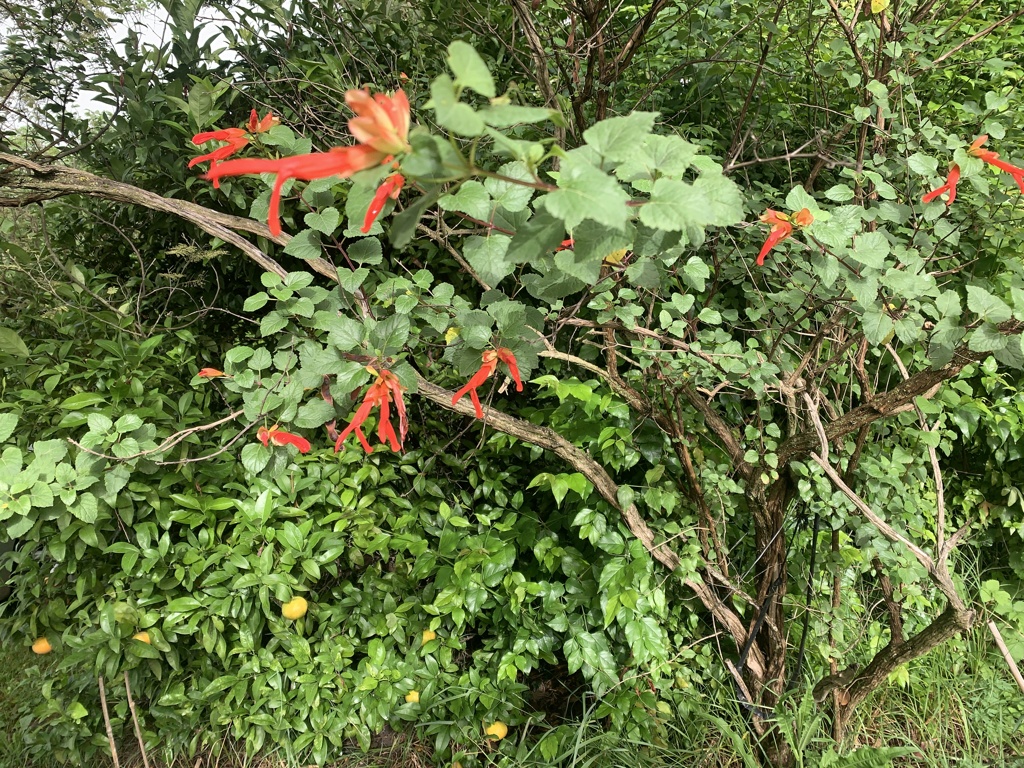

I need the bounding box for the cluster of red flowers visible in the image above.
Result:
[923,135,1024,207]
[189,110,279,188]
[199,349,523,455]
[189,91,410,236]
[754,136,1022,266]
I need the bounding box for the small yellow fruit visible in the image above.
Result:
[405,690,420,704]
[421,629,437,645]
[31,637,52,655]
[132,631,151,644]
[281,597,308,620]
[485,721,508,740]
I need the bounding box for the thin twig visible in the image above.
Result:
[98,676,120,768]
[124,671,151,768]
[987,619,1024,696]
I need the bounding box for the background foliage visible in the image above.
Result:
[3,1,1024,767]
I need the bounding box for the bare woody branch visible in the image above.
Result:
[0,153,341,283]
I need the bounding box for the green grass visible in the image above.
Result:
[0,640,50,768]
[1,626,1022,768]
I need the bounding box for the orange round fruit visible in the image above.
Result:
[281,596,308,620]
[132,631,151,644]
[405,690,420,704]
[421,629,437,645]
[31,637,52,655]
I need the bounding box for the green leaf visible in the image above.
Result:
[583,112,658,163]
[506,211,566,265]
[71,492,98,524]
[243,292,269,312]
[966,286,1012,324]
[348,238,383,265]
[481,104,557,127]
[851,231,890,269]
[465,235,514,287]
[447,41,495,98]
[0,327,29,357]
[824,184,855,202]
[682,257,710,291]
[934,291,961,318]
[241,443,270,474]
[785,185,820,213]
[908,153,939,176]
[639,176,742,232]
[615,134,698,183]
[294,399,336,429]
[862,308,894,345]
[484,162,536,212]
[439,180,492,220]
[59,393,106,410]
[260,312,288,337]
[968,324,1007,353]
[541,152,630,231]
[304,207,340,235]
[370,314,410,354]
[0,414,17,443]
[283,229,323,260]
[429,74,484,137]
[337,268,370,294]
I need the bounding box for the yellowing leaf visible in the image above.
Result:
[603,248,628,265]
[871,0,889,13]
[445,327,461,344]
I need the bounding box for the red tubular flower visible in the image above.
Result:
[451,348,523,419]
[197,367,227,378]
[205,145,387,236]
[189,128,250,188]
[922,164,961,206]
[756,210,793,266]
[556,238,574,251]
[335,369,407,453]
[968,135,1024,193]
[345,89,411,155]
[247,109,279,134]
[361,173,405,233]
[257,425,311,454]
[755,208,812,266]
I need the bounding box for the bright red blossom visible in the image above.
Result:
[257,425,311,453]
[362,173,405,232]
[452,349,523,419]
[922,164,961,206]
[205,145,386,236]
[345,89,411,155]
[756,208,812,266]
[335,369,407,453]
[247,109,279,134]
[968,135,1024,193]
[189,127,249,188]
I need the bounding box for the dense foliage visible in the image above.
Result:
[3,1,1024,767]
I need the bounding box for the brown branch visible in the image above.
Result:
[931,10,1024,66]
[0,153,341,283]
[779,330,1024,467]
[98,676,120,768]
[824,0,872,81]
[124,672,151,768]
[610,0,674,79]
[988,619,1024,696]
